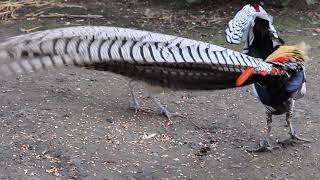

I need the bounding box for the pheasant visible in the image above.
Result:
[0,26,308,150]
[226,4,310,151]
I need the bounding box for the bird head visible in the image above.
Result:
[253,17,270,38]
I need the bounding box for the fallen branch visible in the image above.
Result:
[20,26,42,33]
[39,13,104,19]
[0,0,86,21]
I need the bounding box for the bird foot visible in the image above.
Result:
[160,108,185,120]
[129,100,140,113]
[277,133,311,146]
[246,139,280,153]
[149,96,186,123]
[129,101,153,114]
[290,133,311,142]
[159,107,185,125]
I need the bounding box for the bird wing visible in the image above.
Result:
[0,26,297,90]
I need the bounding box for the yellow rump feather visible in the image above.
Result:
[265,42,310,63]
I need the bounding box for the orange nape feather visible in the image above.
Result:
[236,67,285,87]
[265,42,309,63]
[236,67,255,87]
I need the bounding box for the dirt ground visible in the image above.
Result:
[0,0,319,179]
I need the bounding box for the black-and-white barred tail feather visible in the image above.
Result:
[0,26,287,90]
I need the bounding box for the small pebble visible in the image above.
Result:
[106,118,114,123]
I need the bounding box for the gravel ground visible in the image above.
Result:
[0,0,319,179]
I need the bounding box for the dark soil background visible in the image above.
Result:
[0,0,319,179]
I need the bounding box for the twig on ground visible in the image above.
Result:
[39,13,104,19]
[20,26,42,33]
[0,0,86,21]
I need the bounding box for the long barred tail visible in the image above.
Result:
[0,26,286,90]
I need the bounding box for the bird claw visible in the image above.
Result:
[129,100,141,113]
[246,139,280,153]
[159,108,185,126]
[129,101,153,114]
[277,133,311,146]
[290,133,311,143]
[160,108,185,120]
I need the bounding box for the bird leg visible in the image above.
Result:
[247,111,280,152]
[286,110,311,142]
[277,106,311,145]
[128,80,140,112]
[150,94,185,121]
[128,80,152,113]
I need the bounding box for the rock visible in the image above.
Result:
[185,0,205,4]
[306,0,318,5]
[106,118,114,123]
